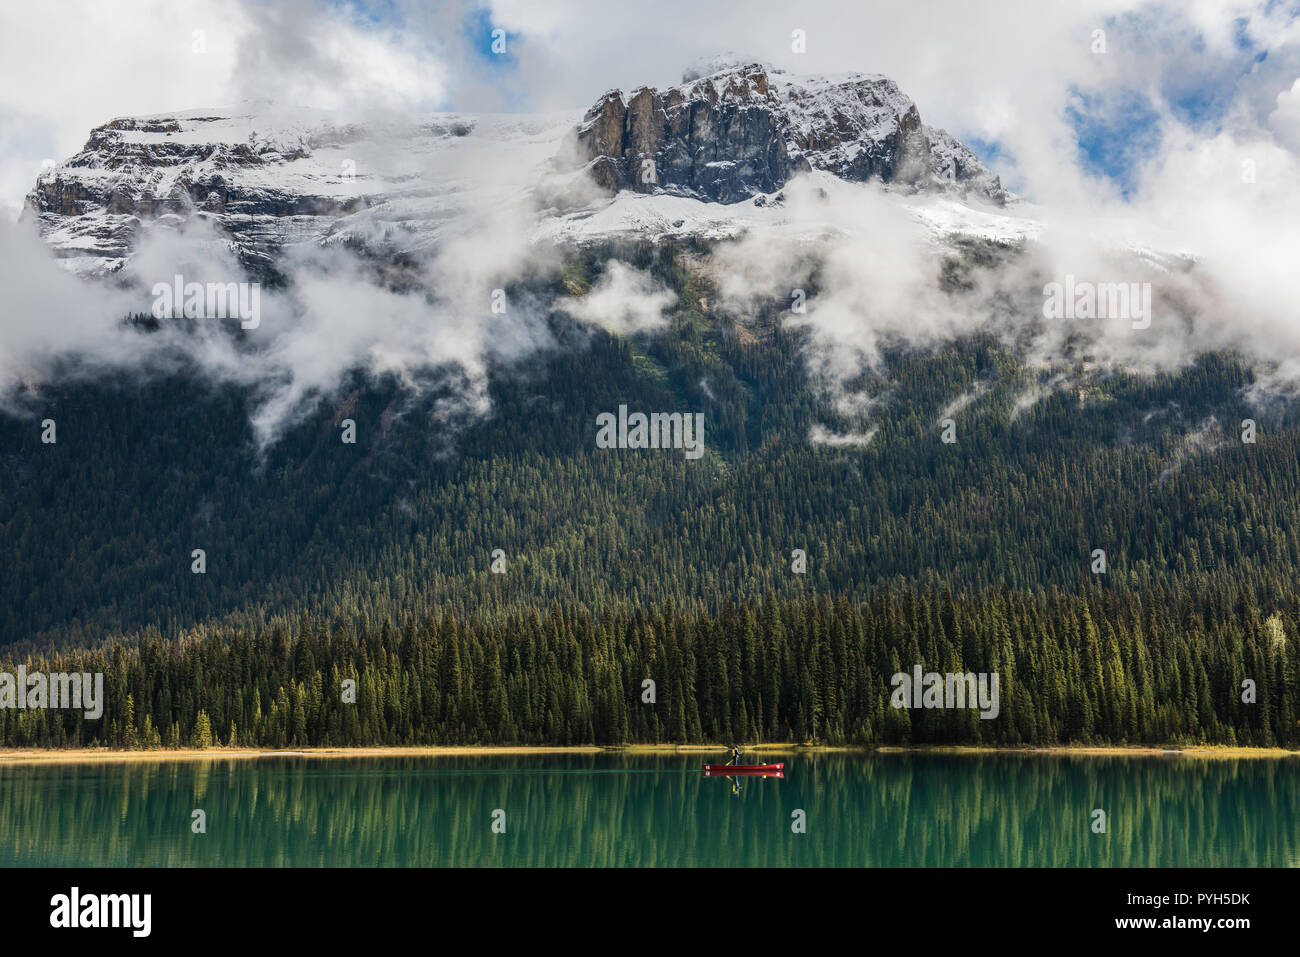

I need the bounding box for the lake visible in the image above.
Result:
[2,752,1298,867]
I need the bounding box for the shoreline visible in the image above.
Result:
[0,742,1296,766]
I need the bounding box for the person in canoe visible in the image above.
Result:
[726,745,743,795]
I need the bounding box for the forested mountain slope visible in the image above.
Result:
[2,242,1298,649]
[6,62,1299,750]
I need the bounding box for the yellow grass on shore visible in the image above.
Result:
[0,745,607,765]
[0,742,1295,766]
[875,744,1300,759]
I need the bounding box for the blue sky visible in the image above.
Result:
[335,0,1296,200]
[1051,10,1277,197]
[1066,87,1165,197]
[349,0,521,108]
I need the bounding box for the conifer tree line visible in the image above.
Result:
[3,582,1295,749]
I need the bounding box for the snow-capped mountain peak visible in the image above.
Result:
[576,61,1010,206]
[23,64,1019,274]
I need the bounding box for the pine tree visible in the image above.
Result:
[191,710,213,750]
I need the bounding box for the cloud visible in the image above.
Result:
[0,218,140,390]
[0,114,654,450]
[701,106,1300,424]
[1268,77,1300,153]
[708,174,969,400]
[940,383,990,422]
[482,1,1298,198]
[559,260,677,335]
[230,0,450,111]
[6,0,1300,449]
[1159,415,1224,484]
[809,424,878,447]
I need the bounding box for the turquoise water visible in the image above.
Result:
[2,752,1298,867]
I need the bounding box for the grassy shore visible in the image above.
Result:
[0,742,1296,765]
[875,745,1300,759]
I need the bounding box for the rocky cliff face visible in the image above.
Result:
[21,106,575,274]
[576,62,1008,206]
[24,111,389,272]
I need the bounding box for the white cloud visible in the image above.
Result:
[0,0,456,220]
[560,261,677,336]
[1268,77,1300,153]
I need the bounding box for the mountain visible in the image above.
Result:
[577,61,1009,206]
[22,62,1015,274]
[7,64,1300,753]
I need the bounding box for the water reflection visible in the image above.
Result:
[1,752,1297,867]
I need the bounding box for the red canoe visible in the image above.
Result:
[702,763,785,776]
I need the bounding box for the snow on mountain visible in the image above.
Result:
[23,104,582,275]
[576,62,1011,206]
[538,171,1040,247]
[22,63,1029,275]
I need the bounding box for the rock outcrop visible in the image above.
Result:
[20,107,545,274]
[575,62,1008,206]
